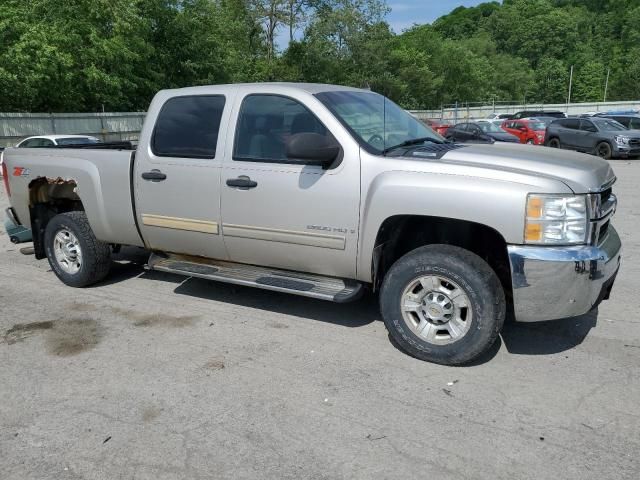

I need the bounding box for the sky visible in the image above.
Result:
[387,0,488,33]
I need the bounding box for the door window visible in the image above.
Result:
[580,120,598,132]
[152,95,226,159]
[560,119,580,129]
[234,94,330,163]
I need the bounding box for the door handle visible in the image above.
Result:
[141,169,167,182]
[226,176,258,189]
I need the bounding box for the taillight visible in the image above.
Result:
[1,151,10,196]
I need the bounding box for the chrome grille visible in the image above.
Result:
[589,183,617,245]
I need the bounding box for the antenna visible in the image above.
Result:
[383,94,386,152]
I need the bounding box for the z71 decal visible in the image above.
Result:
[13,167,30,177]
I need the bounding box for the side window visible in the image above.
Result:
[561,119,580,129]
[234,94,329,162]
[42,139,55,147]
[580,120,597,132]
[631,118,640,129]
[152,95,225,159]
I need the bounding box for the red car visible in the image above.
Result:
[501,119,547,145]
[423,119,451,137]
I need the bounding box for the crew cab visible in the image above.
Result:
[501,118,547,145]
[1,83,621,365]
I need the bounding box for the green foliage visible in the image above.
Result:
[0,0,639,112]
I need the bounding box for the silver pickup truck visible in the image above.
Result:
[1,83,621,365]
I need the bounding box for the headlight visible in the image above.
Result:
[525,194,588,244]
[614,135,629,145]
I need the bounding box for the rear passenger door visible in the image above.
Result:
[577,119,599,150]
[134,93,233,259]
[558,118,580,147]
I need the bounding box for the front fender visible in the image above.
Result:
[356,170,571,282]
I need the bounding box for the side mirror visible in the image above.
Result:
[286,133,340,168]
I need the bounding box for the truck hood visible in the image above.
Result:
[435,143,616,193]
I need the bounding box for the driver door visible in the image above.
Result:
[219,91,361,278]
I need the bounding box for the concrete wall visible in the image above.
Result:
[0,112,146,147]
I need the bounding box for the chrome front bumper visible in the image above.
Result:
[508,226,621,322]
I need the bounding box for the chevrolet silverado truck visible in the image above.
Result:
[1,83,621,365]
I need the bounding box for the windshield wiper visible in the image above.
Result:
[382,137,443,155]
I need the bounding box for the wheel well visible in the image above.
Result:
[28,177,84,259]
[372,215,512,299]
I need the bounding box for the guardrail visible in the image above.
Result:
[410,100,640,122]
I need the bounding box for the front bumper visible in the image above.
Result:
[508,225,621,322]
[3,207,32,244]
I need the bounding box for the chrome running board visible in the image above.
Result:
[146,253,363,303]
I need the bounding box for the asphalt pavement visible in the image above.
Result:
[1,161,639,480]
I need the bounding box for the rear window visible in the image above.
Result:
[152,95,226,159]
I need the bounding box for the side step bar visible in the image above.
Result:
[146,253,364,303]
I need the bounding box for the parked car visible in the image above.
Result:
[2,83,621,366]
[476,119,506,129]
[512,110,565,120]
[545,117,640,159]
[501,118,547,145]
[16,135,101,148]
[446,122,519,143]
[529,116,557,127]
[594,110,639,117]
[596,115,640,131]
[485,113,514,120]
[423,118,451,136]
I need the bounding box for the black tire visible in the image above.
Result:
[380,245,505,365]
[547,137,561,148]
[595,141,612,160]
[44,211,111,287]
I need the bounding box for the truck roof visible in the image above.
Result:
[158,82,369,96]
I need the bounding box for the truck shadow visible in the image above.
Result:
[97,249,599,360]
[500,310,598,356]
[170,275,379,328]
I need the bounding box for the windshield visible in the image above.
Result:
[56,137,100,146]
[478,122,503,133]
[315,91,443,154]
[529,122,546,130]
[593,119,627,131]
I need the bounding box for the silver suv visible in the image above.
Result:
[545,117,640,159]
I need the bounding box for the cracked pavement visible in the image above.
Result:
[1,161,639,479]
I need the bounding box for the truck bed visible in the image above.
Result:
[2,147,144,247]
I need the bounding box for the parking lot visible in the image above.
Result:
[0,160,638,480]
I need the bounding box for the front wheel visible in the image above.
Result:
[380,245,505,365]
[44,211,111,287]
[595,141,612,159]
[547,137,561,148]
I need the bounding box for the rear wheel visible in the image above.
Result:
[547,137,561,148]
[44,211,111,287]
[595,141,612,159]
[380,245,505,365]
